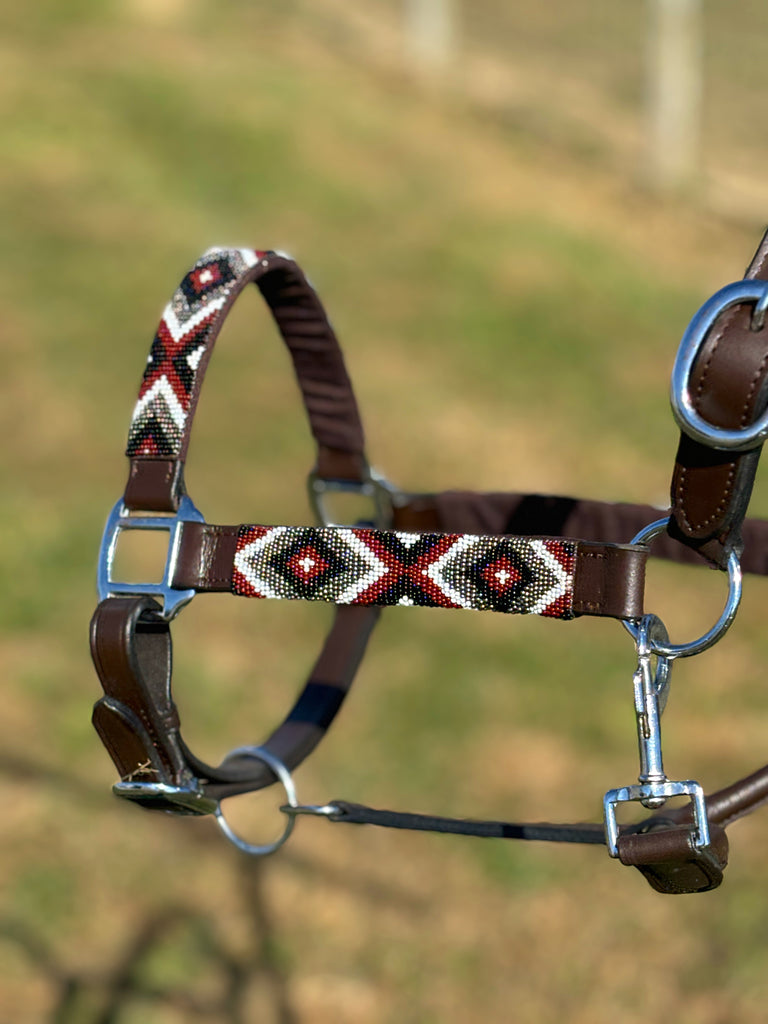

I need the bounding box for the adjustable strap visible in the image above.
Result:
[287,796,734,894]
[669,229,768,568]
[391,490,768,576]
[90,596,380,805]
[315,801,607,845]
[172,522,648,620]
[124,248,368,513]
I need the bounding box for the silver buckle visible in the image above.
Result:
[97,494,205,621]
[307,466,400,528]
[113,779,219,816]
[603,781,711,858]
[671,279,768,451]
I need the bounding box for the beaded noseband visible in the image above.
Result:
[92,236,768,894]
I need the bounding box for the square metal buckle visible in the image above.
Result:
[97,495,205,620]
[603,780,711,858]
[307,466,399,528]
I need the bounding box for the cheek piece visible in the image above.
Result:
[92,236,768,891]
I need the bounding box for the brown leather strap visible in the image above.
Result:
[636,762,768,833]
[124,250,367,513]
[171,521,647,620]
[91,597,380,804]
[617,823,729,894]
[669,229,768,568]
[392,490,768,575]
[91,597,188,789]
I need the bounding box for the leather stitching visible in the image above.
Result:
[573,548,605,613]
[679,305,740,535]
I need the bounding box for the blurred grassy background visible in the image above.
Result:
[3,1,768,1021]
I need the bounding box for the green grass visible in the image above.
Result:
[3,3,768,1023]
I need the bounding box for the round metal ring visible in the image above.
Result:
[214,746,298,856]
[622,518,742,659]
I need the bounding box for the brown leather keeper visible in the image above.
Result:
[314,446,370,483]
[572,542,646,619]
[617,823,729,894]
[173,522,239,592]
[124,458,185,514]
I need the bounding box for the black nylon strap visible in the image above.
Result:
[327,800,608,845]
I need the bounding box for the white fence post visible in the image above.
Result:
[404,0,457,76]
[647,0,703,190]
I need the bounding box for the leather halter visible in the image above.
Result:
[91,238,768,892]
[92,250,382,809]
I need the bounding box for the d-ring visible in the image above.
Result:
[622,518,742,659]
[214,746,298,856]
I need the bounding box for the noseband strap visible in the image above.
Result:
[91,597,380,806]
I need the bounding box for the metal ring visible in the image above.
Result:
[622,518,742,659]
[214,746,297,856]
[670,279,768,451]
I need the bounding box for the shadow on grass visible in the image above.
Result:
[0,749,425,1023]
[1,894,297,1024]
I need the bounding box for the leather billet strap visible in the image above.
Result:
[669,228,768,569]
[123,247,367,513]
[173,522,647,620]
[91,596,380,805]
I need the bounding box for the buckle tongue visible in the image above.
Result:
[98,494,205,620]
